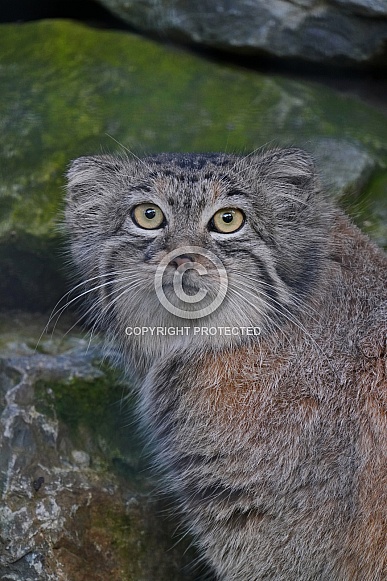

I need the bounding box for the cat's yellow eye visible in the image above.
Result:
[211,208,245,234]
[132,204,165,230]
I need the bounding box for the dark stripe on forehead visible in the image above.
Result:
[182,196,193,209]
[225,188,249,198]
[172,154,233,169]
[144,153,236,169]
[136,182,152,192]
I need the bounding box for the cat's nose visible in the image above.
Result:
[171,255,195,268]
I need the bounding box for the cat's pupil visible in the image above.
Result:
[145,208,156,220]
[222,212,233,223]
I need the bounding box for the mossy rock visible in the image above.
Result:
[0,314,205,581]
[1,19,387,311]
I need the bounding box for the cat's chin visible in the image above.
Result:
[112,304,265,375]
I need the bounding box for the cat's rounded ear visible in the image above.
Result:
[257,148,318,201]
[66,155,125,205]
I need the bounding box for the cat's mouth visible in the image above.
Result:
[160,264,220,292]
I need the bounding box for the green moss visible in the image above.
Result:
[36,374,109,432]
[92,506,145,576]
[34,363,144,482]
[2,20,387,223]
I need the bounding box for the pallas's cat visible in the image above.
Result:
[65,149,387,580]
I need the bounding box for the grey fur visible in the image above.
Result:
[65,149,387,580]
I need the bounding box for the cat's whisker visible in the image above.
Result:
[92,274,154,335]
[58,281,129,341]
[83,277,149,348]
[232,267,318,317]
[37,270,130,348]
[51,276,137,333]
[43,271,126,326]
[223,289,271,333]
[236,285,312,342]
[42,270,149,354]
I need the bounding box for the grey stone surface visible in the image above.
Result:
[96,0,387,65]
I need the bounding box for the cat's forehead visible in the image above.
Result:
[135,153,245,206]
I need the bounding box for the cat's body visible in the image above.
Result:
[65,150,387,580]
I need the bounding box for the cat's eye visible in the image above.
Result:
[132,204,165,229]
[210,208,245,234]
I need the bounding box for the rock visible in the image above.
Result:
[332,0,387,17]
[0,314,204,581]
[310,138,376,198]
[96,0,387,66]
[1,20,387,313]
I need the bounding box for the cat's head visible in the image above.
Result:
[65,149,334,362]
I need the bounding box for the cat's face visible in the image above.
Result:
[65,150,333,357]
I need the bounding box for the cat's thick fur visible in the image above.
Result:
[65,149,387,580]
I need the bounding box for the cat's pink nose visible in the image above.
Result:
[172,255,195,268]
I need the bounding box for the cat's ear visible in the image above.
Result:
[66,155,125,205]
[257,148,318,202]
